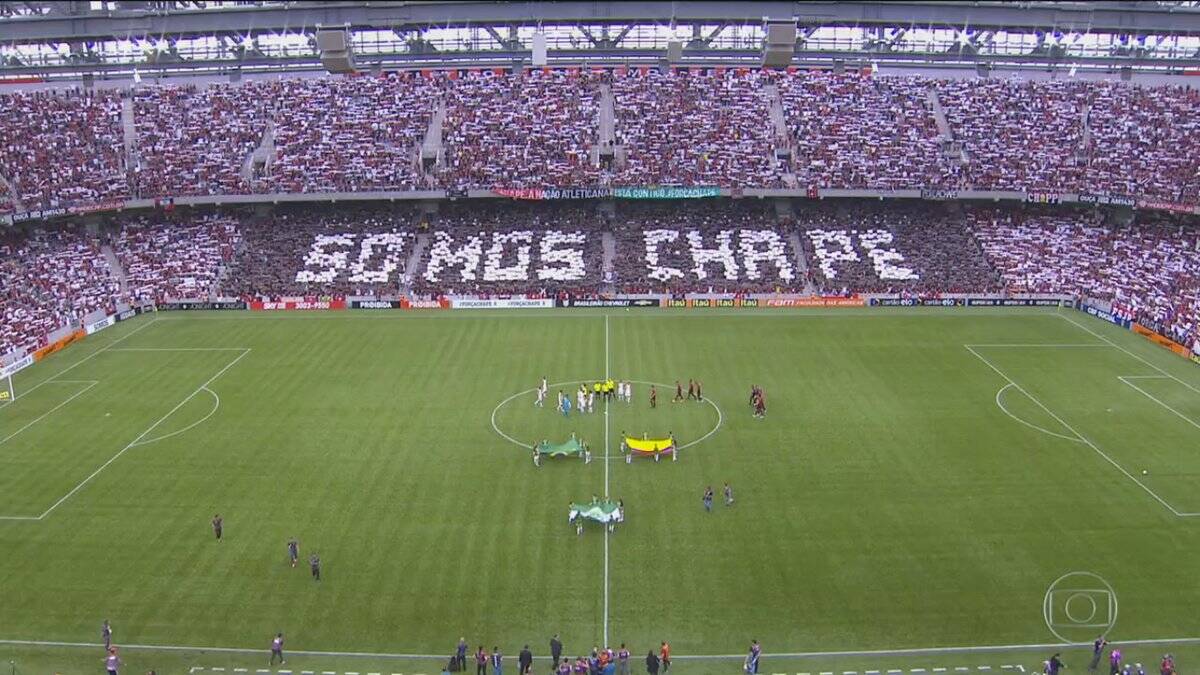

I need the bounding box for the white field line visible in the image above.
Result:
[0,380,98,446]
[6,317,159,402]
[8,636,1200,662]
[131,386,221,448]
[993,383,1083,444]
[964,344,1108,348]
[1118,376,1200,433]
[107,347,250,352]
[965,345,1188,517]
[1060,312,1200,397]
[35,348,250,520]
[603,313,611,648]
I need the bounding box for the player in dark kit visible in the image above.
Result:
[687,379,697,400]
[649,385,657,408]
[102,620,112,651]
[309,553,321,581]
[1090,638,1108,672]
[211,514,223,541]
[696,380,703,401]
[287,538,300,568]
[673,380,684,402]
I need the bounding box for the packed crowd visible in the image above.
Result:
[222,204,418,298]
[936,79,1090,192]
[611,69,781,187]
[612,201,800,294]
[0,88,128,211]
[5,200,1200,357]
[970,207,1200,347]
[440,70,602,189]
[0,225,118,356]
[777,72,949,190]
[2,73,1200,211]
[113,213,242,303]
[133,83,274,198]
[269,75,438,193]
[797,201,1003,295]
[412,202,604,297]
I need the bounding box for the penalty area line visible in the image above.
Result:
[34,348,250,520]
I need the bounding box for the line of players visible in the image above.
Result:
[535,377,636,415]
[448,637,763,675]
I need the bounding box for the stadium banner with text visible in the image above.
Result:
[1081,304,1133,329]
[33,329,86,362]
[69,200,125,216]
[662,298,762,308]
[9,207,68,224]
[0,354,34,380]
[1023,193,1062,204]
[613,186,721,199]
[492,187,612,200]
[1078,193,1136,207]
[351,300,403,309]
[116,308,139,321]
[1132,323,1192,358]
[450,298,554,309]
[401,298,451,309]
[84,314,116,335]
[558,298,659,308]
[763,297,865,308]
[920,189,959,201]
[1136,198,1199,215]
[249,300,347,311]
[159,301,246,311]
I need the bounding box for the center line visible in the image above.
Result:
[603,313,611,647]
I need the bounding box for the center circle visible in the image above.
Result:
[490,378,723,455]
[1064,593,1098,624]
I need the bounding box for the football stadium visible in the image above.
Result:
[2,2,1200,674]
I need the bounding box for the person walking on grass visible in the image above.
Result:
[102,620,113,651]
[659,642,670,673]
[288,538,300,568]
[309,552,321,582]
[645,650,659,675]
[491,647,503,675]
[1089,638,1108,672]
[270,633,285,665]
[456,637,469,672]
[617,644,631,675]
[211,514,223,542]
[105,647,122,675]
[551,634,563,668]
[475,645,488,675]
[519,645,532,675]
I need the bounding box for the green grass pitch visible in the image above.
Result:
[4,307,1200,675]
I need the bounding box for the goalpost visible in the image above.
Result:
[0,355,32,404]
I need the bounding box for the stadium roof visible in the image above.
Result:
[1,1,1199,79]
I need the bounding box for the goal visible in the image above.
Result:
[0,355,32,403]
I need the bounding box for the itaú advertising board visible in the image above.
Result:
[449,298,554,309]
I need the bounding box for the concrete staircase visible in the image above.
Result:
[602,230,616,283]
[788,231,815,295]
[1077,104,1092,161]
[101,244,129,298]
[763,84,797,186]
[0,174,23,212]
[421,101,446,173]
[242,120,275,185]
[404,232,430,286]
[928,88,968,165]
[121,96,137,174]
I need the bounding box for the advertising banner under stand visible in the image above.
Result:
[351,300,403,309]
[85,315,116,335]
[558,298,658,308]
[450,298,554,309]
[160,301,247,311]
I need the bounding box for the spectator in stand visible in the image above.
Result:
[112,212,242,303]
